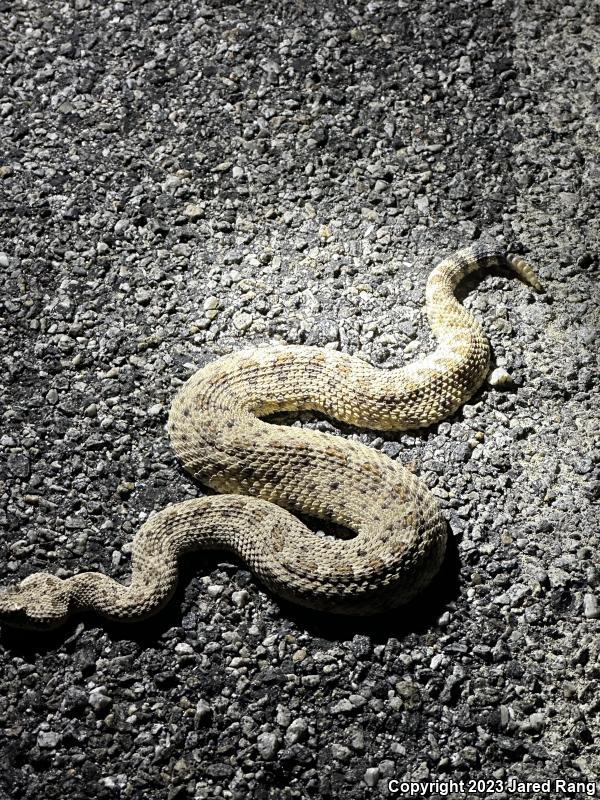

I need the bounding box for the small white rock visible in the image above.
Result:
[457,55,472,74]
[37,730,61,748]
[257,731,280,760]
[415,195,429,213]
[162,175,181,192]
[285,717,308,745]
[232,311,253,332]
[364,767,380,787]
[232,589,250,608]
[88,687,112,713]
[276,706,291,726]
[584,593,599,619]
[214,160,232,172]
[195,699,212,721]
[488,367,514,387]
[183,203,203,220]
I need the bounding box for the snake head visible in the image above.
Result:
[0,573,70,630]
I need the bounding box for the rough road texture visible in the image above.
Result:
[0,0,598,798]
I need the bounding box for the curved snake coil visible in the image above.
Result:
[0,244,542,628]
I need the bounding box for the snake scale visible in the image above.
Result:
[0,244,542,628]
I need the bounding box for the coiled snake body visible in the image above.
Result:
[0,245,542,628]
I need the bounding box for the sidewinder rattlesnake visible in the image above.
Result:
[0,244,542,628]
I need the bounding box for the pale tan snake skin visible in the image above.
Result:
[0,245,542,628]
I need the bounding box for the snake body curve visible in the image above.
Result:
[0,244,541,628]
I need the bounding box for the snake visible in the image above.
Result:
[0,244,542,629]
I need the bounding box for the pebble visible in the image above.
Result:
[88,688,112,714]
[415,196,429,213]
[331,695,367,714]
[331,699,355,714]
[214,160,232,172]
[583,594,599,619]
[195,700,212,722]
[364,768,380,787]
[256,732,280,760]
[457,55,472,73]
[488,367,514,387]
[232,311,253,332]
[37,731,62,748]
[183,203,204,220]
[232,589,250,608]
[285,718,308,745]
[7,453,30,478]
[331,744,352,761]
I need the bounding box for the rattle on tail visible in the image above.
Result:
[0,245,542,629]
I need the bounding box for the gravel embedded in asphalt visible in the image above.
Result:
[0,0,598,798]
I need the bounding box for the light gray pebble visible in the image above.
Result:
[232,311,253,332]
[195,700,212,722]
[7,453,30,478]
[583,593,599,619]
[285,718,308,745]
[331,694,367,714]
[232,589,250,608]
[276,706,291,727]
[88,688,112,714]
[364,767,380,787]
[331,744,351,761]
[488,367,514,387]
[256,731,280,760]
[415,196,429,213]
[522,712,546,733]
[331,699,355,714]
[37,731,62,748]
[183,203,203,220]
[457,55,472,73]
